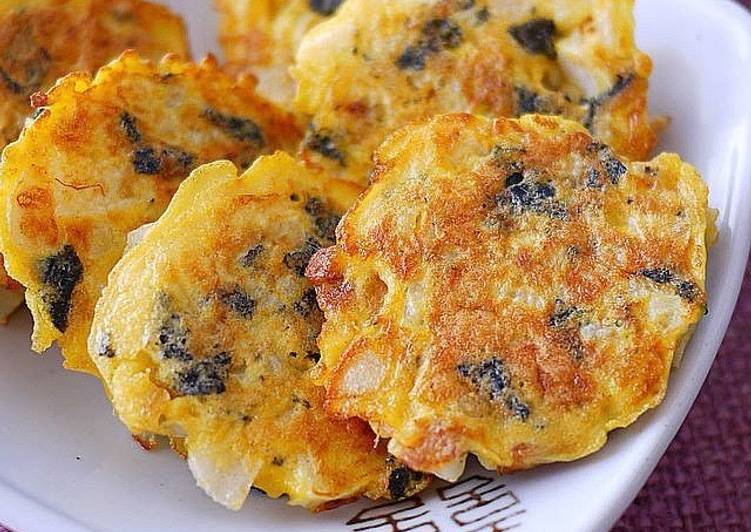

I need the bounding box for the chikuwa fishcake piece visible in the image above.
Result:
[89,155,427,510]
[307,114,711,480]
[216,0,346,107]
[293,0,656,186]
[0,0,189,321]
[0,52,300,374]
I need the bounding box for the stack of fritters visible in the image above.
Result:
[0,0,712,513]
[292,0,657,185]
[0,0,190,322]
[0,51,299,374]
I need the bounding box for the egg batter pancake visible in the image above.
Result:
[216,0,346,107]
[89,154,427,510]
[293,0,656,186]
[0,52,300,374]
[307,114,711,480]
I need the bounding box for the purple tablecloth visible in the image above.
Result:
[615,258,751,530]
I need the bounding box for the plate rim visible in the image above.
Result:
[595,0,751,529]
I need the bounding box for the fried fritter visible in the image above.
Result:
[216,0,346,107]
[0,0,189,148]
[0,52,301,374]
[88,154,427,510]
[293,0,656,186]
[307,114,710,480]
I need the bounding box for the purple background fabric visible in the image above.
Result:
[2,2,750,531]
[615,261,751,530]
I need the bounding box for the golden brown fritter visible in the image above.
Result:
[89,154,427,510]
[307,114,710,480]
[0,0,189,148]
[293,0,656,186]
[216,0,345,107]
[0,52,301,374]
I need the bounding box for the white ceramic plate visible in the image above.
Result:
[1,1,750,531]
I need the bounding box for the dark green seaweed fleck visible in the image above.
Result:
[582,73,635,131]
[294,288,320,317]
[496,179,568,220]
[158,313,193,362]
[95,332,116,358]
[305,129,346,164]
[292,396,312,409]
[422,18,463,49]
[588,142,627,185]
[396,45,430,70]
[283,237,322,277]
[549,300,578,328]
[202,108,265,147]
[676,280,700,302]
[119,112,142,143]
[457,358,530,421]
[508,18,557,59]
[514,86,545,114]
[174,352,232,396]
[308,0,343,16]
[640,268,674,285]
[505,171,524,188]
[305,197,341,242]
[476,6,490,24]
[586,167,604,189]
[388,467,423,500]
[639,268,700,302]
[505,395,530,421]
[221,288,256,319]
[30,107,46,120]
[40,244,83,332]
[396,18,464,71]
[458,358,509,400]
[133,147,162,174]
[240,244,264,267]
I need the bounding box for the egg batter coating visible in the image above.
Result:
[0,52,300,374]
[307,114,711,480]
[89,154,427,510]
[293,0,656,186]
[0,0,189,321]
[216,0,346,107]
